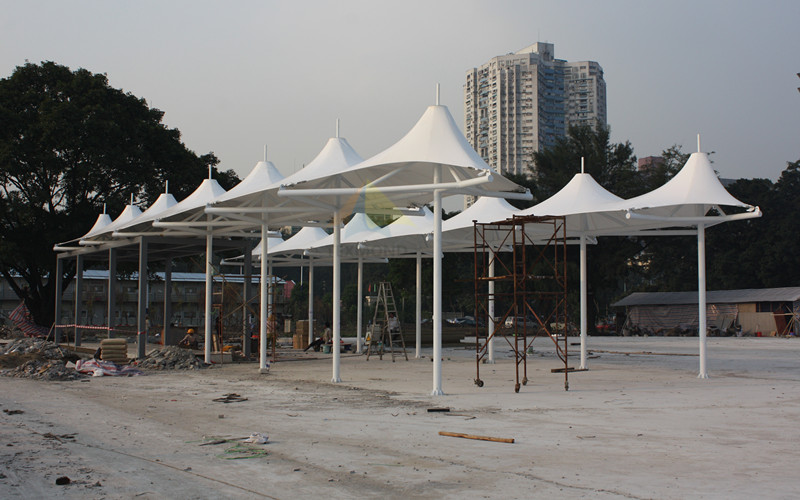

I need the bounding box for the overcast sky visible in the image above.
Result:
[2,0,798,193]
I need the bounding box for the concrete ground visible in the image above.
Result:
[1,336,798,499]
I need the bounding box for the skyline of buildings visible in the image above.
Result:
[463,42,607,178]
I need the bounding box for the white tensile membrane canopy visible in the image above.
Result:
[205,132,366,372]
[78,199,142,245]
[521,148,760,378]
[280,213,390,354]
[277,99,532,394]
[103,188,179,239]
[135,159,285,365]
[514,163,629,371]
[278,105,528,214]
[612,148,759,378]
[52,209,112,251]
[249,234,286,259]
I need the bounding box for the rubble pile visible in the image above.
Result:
[0,338,86,381]
[0,324,24,339]
[1,338,72,360]
[134,346,205,370]
[4,359,86,381]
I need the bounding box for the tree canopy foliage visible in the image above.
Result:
[0,61,240,326]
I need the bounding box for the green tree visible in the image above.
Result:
[705,159,800,289]
[0,61,239,327]
[531,124,639,202]
[528,124,643,330]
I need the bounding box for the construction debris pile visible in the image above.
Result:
[133,346,205,370]
[0,324,24,340]
[0,338,85,381]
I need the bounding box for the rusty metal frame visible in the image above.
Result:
[473,215,570,392]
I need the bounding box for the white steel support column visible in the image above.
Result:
[259,221,269,372]
[204,232,213,364]
[580,234,588,370]
[487,255,495,364]
[356,257,363,353]
[163,259,173,346]
[107,249,117,339]
[53,258,63,344]
[74,255,84,347]
[432,167,444,395]
[698,224,708,378]
[267,255,274,357]
[332,211,342,383]
[415,252,422,359]
[308,257,315,344]
[137,239,148,359]
[242,241,252,358]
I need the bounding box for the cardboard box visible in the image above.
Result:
[293,332,309,350]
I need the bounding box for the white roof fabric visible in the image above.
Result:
[441,196,520,250]
[79,203,142,244]
[250,234,286,257]
[156,178,228,223]
[81,212,114,239]
[213,160,285,206]
[518,152,757,237]
[268,226,330,259]
[330,207,435,258]
[283,137,364,186]
[207,137,364,226]
[622,152,752,215]
[113,191,179,234]
[306,213,381,254]
[54,211,114,249]
[518,172,638,236]
[279,105,528,213]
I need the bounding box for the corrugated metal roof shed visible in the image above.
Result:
[613,287,800,307]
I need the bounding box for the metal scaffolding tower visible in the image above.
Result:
[473,215,570,392]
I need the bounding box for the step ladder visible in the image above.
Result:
[366,282,408,361]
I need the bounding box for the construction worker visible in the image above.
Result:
[179,328,199,349]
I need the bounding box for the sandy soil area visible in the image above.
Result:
[1,336,799,499]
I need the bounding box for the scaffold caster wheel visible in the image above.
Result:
[514,383,520,393]
[475,379,484,387]
[522,377,528,386]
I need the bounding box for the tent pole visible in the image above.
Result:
[137,238,148,359]
[432,168,444,395]
[357,257,363,353]
[308,256,315,345]
[54,257,63,344]
[204,231,213,364]
[332,210,342,383]
[698,223,708,378]
[107,248,117,339]
[259,221,269,372]
[580,234,588,370]
[415,252,422,359]
[164,259,173,346]
[242,241,252,358]
[487,254,495,364]
[74,255,84,347]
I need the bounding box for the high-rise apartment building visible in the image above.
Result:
[464,42,606,177]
